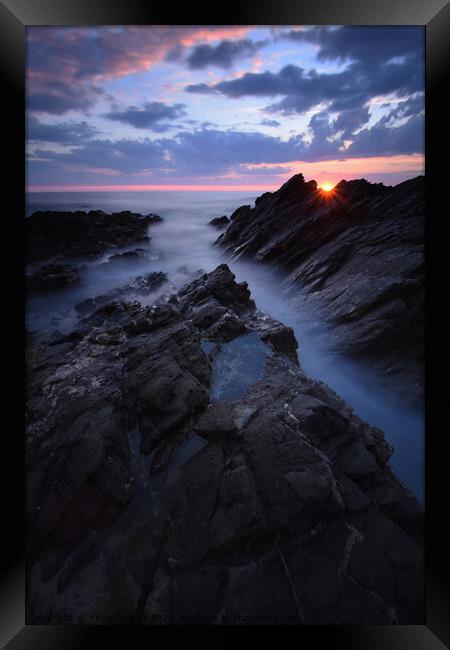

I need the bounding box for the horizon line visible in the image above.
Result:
[26,175,423,193]
[27,184,281,193]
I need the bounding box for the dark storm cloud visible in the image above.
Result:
[186,39,264,69]
[27,115,100,143]
[104,102,187,130]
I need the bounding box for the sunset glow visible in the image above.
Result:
[319,182,335,192]
[26,26,424,191]
[26,184,281,193]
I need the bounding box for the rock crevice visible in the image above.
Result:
[26,263,424,624]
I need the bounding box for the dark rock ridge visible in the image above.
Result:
[74,272,169,316]
[107,250,146,262]
[25,210,162,262]
[27,264,423,624]
[26,263,84,294]
[209,215,230,228]
[216,174,424,401]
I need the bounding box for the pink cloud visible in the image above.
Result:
[26,26,254,115]
[27,26,252,83]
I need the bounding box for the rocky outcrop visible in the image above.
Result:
[25,210,162,262]
[107,250,146,263]
[216,175,424,402]
[209,216,230,228]
[74,272,169,316]
[26,264,423,624]
[26,263,84,294]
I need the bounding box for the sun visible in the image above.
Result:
[319,182,335,193]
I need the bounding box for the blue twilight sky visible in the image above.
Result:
[26,25,425,191]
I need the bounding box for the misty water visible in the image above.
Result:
[26,191,424,503]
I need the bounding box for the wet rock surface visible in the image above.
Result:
[26,263,84,294]
[209,215,230,228]
[26,264,423,624]
[74,272,169,316]
[25,210,162,262]
[216,175,424,402]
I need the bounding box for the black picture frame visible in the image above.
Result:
[2,0,448,646]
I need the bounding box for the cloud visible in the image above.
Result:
[28,138,167,179]
[26,26,424,186]
[188,60,422,117]
[343,114,424,157]
[27,109,424,185]
[166,129,305,173]
[104,101,186,130]
[185,27,424,131]
[186,39,265,69]
[296,109,423,161]
[185,27,424,150]
[27,128,306,180]
[261,119,281,127]
[27,78,105,115]
[26,26,251,115]
[27,26,251,81]
[376,94,424,126]
[165,44,184,62]
[27,115,100,143]
[184,82,219,95]
[332,106,370,136]
[185,68,290,97]
[284,26,423,67]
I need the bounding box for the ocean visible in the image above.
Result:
[26,190,424,503]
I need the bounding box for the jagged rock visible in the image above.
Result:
[26,264,423,624]
[26,263,83,293]
[259,322,298,363]
[146,213,163,222]
[125,271,168,295]
[178,263,256,315]
[209,216,230,228]
[216,175,424,402]
[26,337,131,559]
[122,316,210,454]
[194,402,237,438]
[107,250,143,262]
[25,210,160,262]
[74,272,169,316]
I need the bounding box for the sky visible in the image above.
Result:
[26,25,425,191]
